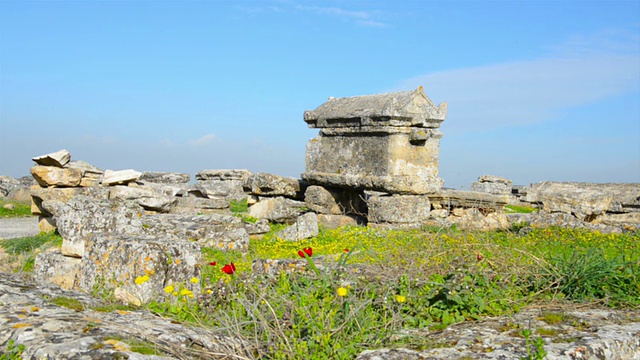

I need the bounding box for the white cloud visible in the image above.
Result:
[187,134,216,146]
[395,28,640,134]
[294,5,388,27]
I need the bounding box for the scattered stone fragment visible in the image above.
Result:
[101,169,142,185]
[31,149,71,167]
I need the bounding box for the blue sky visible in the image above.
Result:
[1,0,639,188]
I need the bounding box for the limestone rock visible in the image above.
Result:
[31,165,82,187]
[529,212,625,234]
[132,180,188,197]
[0,272,254,358]
[429,189,509,211]
[244,172,306,199]
[101,169,142,185]
[317,214,359,229]
[34,249,82,290]
[592,212,640,230]
[471,174,513,195]
[140,213,250,251]
[65,160,104,187]
[170,196,230,214]
[277,212,319,240]
[38,216,56,232]
[192,180,245,200]
[109,185,177,213]
[6,186,32,203]
[449,208,509,231]
[0,176,27,197]
[195,169,252,181]
[31,149,71,167]
[355,307,640,360]
[367,193,430,227]
[42,196,144,258]
[243,218,271,236]
[80,233,201,305]
[305,185,342,214]
[139,171,190,184]
[525,182,640,220]
[248,196,308,224]
[30,185,110,216]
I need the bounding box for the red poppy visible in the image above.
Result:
[298,247,313,258]
[209,261,217,266]
[477,254,483,261]
[344,248,349,252]
[222,262,236,275]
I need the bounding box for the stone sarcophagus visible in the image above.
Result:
[302,87,447,194]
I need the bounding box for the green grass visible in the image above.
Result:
[0,199,31,218]
[505,204,538,214]
[1,231,62,255]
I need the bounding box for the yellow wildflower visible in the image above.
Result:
[190,277,199,284]
[395,295,407,303]
[164,285,175,294]
[206,289,213,294]
[134,275,149,285]
[336,287,348,297]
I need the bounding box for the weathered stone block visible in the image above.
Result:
[139,171,190,184]
[43,196,144,258]
[525,182,640,219]
[302,87,447,195]
[80,233,201,306]
[65,160,104,187]
[367,193,430,226]
[196,169,252,181]
[247,196,307,224]
[429,189,509,211]
[30,185,110,216]
[32,149,71,167]
[170,196,230,214]
[276,212,319,241]
[31,166,82,187]
[317,214,359,229]
[109,185,177,213]
[34,249,82,291]
[244,172,305,199]
[471,175,513,195]
[304,185,342,214]
[140,213,250,252]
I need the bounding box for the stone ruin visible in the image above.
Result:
[4,87,635,308]
[303,86,447,194]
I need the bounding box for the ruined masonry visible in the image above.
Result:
[303,86,447,194]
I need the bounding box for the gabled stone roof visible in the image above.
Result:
[304,86,447,129]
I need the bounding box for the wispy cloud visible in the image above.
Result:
[187,133,216,146]
[294,5,388,27]
[236,1,389,28]
[396,29,640,133]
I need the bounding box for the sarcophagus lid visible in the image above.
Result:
[304,86,447,129]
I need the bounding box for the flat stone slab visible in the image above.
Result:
[0,217,39,240]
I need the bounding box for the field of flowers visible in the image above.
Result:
[167,224,638,359]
